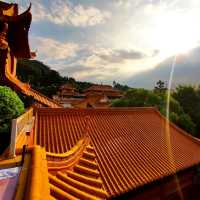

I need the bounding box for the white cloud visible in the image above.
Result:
[31,0,110,27]
[113,0,147,9]
[75,47,146,68]
[59,46,149,82]
[114,0,132,8]
[31,36,79,61]
[96,49,146,63]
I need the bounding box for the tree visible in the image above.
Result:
[173,85,200,136]
[154,80,167,94]
[123,88,162,107]
[111,99,129,107]
[0,86,25,153]
[113,81,130,92]
[177,113,196,135]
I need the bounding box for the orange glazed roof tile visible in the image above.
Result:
[47,141,108,199]
[84,84,122,94]
[84,84,117,91]
[59,83,75,90]
[34,107,200,198]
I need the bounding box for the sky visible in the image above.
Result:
[5,0,200,85]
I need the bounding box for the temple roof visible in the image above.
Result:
[84,84,119,91]
[0,2,17,12]
[0,3,32,58]
[59,83,75,90]
[34,107,200,198]
[2,107,200,199]
[72,94,110,108]
[0,3,17,17]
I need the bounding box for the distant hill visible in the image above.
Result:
[16,59,129,97]
[17,59,95,97]
[128,46,200,89]
[17,59,63,88]
[17,59,65,97]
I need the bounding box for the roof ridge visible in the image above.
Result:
[35,107,156,113]
[49,143,108,199]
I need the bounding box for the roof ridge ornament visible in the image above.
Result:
[0,3,31,22]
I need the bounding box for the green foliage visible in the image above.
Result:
[0,86,25,153]
[173,85,200,136]
[66,78,93,93]
[154,80,167,94]
[169,112,179,124]
[0,86,24,121]
[111,87,196,136]
[113,81,130,92]
[177,114,196,135]
[111,99,129,107]
[17,59,93,97]
[159,95,184,116]
[17,59,65,97]
[76,81,93,93]
[17,59,63,87]
[112,88,164,108]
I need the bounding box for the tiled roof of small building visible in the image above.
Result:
[84,84,122,93]
[35,107,200,198]
[59,83,75,90]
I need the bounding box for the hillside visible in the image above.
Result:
[16,59,129,97]
[16,59,95,97]
[17,59,63,88]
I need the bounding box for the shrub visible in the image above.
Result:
[0,86,24,153]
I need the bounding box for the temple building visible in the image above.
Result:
[53,83,85,108]
[53,83,83,99]
[0,2,61,108]
[73,93,110,108]
[1,1,200,200]
[84,84,123,100]
[53,83,118,108]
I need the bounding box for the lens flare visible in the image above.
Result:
[165,55,183,200]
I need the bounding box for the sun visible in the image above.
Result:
[152,12,200,56]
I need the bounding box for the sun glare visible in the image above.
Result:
[153,12,200,56]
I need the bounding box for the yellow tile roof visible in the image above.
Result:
[34,107,200,198]
[48,143,108,200]
[2,107,200,199]
[0,146,50,200]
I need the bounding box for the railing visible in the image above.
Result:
[9,108,34,158]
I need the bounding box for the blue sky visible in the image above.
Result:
[5,0,200,85]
